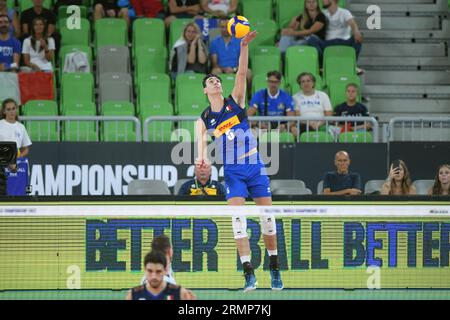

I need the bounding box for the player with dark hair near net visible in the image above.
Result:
[141,234,175,285]
[127,250,195,300]
[196,30,283,292]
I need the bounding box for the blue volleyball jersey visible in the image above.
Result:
[201,96,259,169]
[131,283,181,300]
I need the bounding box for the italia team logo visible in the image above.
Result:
[225,105,233,112]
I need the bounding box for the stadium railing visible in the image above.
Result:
[143,116,380,143]
[387,116,450,142]
[19,116,142,142]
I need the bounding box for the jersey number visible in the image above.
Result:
[225,130,235,141]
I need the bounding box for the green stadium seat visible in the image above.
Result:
[101,101,137,142]
[140,101,174,142]
[135,72,170,96]
[259,131,295,143]
[60,18,91,47]
[62,101,98,142]
[276,0,304,28]
[132,18,166,58]
[134,46,167,84]
[6,0,14,9]
[285,45,320,94]
[177,103,202,141]
[250,46,281,75]
[59,45,93,79]
[299,131,334,143]
[175,73,207,115]
[251,73,286,95]
[137,74,171,115]
[169,18,193,51]
[250,19,278,47]
[60,73,95,110]
[323,46,356,86]
[327,74,361,109]
[95,18,128,50]
[218,73,235,98]
[20,0,51,12]
[338,132,373,143]
[57,5,88,30]
[241,0,272,21]
[22,100,59,142]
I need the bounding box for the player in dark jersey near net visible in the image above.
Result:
[126,250,195,300]
[195,30,283,292]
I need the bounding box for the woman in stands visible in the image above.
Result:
[22,17,55,72]
[380,160,416,195]
[278,0,326,54]
[292,72,333,137]
[429,164,450,196]
[169,22,208,79]
[0,0,20,38]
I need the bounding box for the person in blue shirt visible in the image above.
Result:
[210,18,252,85]
[0,14,20,72]
[323,150,362,195]
[178,159,226,196]
[197,30,284,292]
[248,70,295,130]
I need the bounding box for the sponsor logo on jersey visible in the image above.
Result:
[225,105,233,112]
[213,115,240,138]
[210,118,216,125]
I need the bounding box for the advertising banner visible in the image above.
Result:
[0,203,449,290]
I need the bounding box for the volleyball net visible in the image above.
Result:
[1,201,450,299]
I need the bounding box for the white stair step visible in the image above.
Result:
[368,98,450,113]
[364,70,450,85]
[355,16,439,30]
[349,2,447,14]
[361,43,446,57]
[359,57,450,68]
[363,85,450,96]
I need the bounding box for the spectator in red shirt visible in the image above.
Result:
[131,0,166,18]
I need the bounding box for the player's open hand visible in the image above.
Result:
[241,30,257,46]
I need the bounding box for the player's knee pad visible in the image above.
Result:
[232,215,248,239]
[260,215,276,236]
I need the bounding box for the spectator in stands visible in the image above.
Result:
[429,164,450,196]
[210,18,251,84]
[20,0,58,41]
[307,0,363,68]
[0,0,20,38]
[178,160,225,196]
[165,0,203,28]
[169,22,208,79]
[200,0,237,18]
[278,0,326,55]
[322,150,361,195]
[0,98,32,172]
[292,72,332,136]
[94,0,130,25]
[380,160,416,195]
[131,0,166,19]
[334,83,371,132]
[0,14,20,72]
[21,17,55,72]
[248,70,295,132]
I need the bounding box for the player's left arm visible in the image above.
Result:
[231,31,257,108]
[181,287,197,300]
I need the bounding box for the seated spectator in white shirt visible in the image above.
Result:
[292,72,333,136]
[21,17,54,72]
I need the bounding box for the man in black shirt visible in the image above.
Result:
[20,0,60,51]
[322,150,362,195]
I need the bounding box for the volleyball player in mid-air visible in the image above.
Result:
[195,30,283,292]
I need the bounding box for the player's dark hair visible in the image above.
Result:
[144,250,167,269]
[151,234,171,253]
[202,74,222,88]
[267,71,281,81]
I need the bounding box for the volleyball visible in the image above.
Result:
[227,16,250,38]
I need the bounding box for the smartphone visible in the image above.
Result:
[391,160,401,170]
